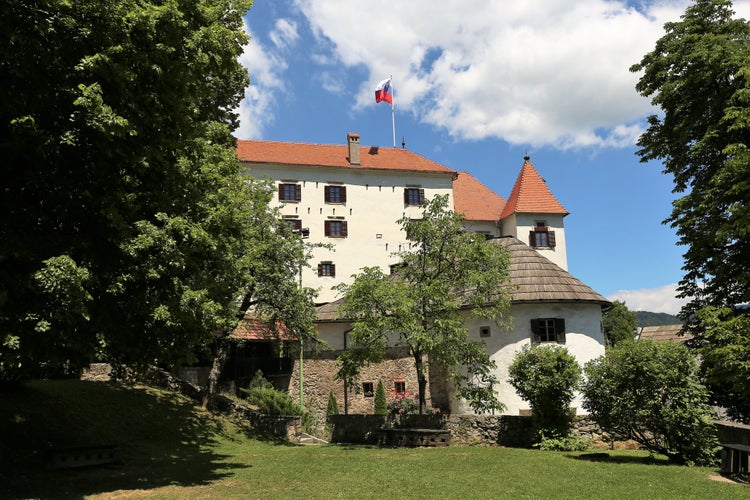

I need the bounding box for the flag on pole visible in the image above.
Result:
[375,77,393,104]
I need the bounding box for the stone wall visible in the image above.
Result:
[287,346,431,425]
[715,420,750,446]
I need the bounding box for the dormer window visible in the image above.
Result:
[530,222,556,248]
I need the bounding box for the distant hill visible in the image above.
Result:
[636,311,681,327]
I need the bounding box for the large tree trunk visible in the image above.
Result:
[202,340,230,410]
[414,350,427,415]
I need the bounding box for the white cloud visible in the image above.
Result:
[608,283,688,315]
[269,19,299,50]
[292,0,750,149]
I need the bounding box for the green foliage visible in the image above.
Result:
[632,0,750,424]
[240,386,306,417]
[534,431,588,452]
[0,0,317,381]
[335,195,512,414]
[635,311,681,327]
[387,390,420,415]
[602,300,637,347]
[508,345,582,439]
[247,370,274,391]
[325,390,339,428]
[374,380,388,415]
[582,340,720,466]
[691,306,750,423]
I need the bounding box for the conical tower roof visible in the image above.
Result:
[500,157,568,219]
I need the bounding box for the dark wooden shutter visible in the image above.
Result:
[330,263,336,277]
[418,189,425,204]
[340,186,347,202]
[555,318,566,343]
[317,263,323,276]
[294,184,301,201]
[404,188,409,204]
[530,319,542,343]
[341,221,348,237]
[278,184,285,200]
[529,231,537,247]
[324,186,331,202]
[324,220,331,237]
[548,231,556,248]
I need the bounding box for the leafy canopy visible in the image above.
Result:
[582,340,719,466]
[335,195,512,414]
[631,0,750,421]
[0,0,316,381]
[602,300,637,347]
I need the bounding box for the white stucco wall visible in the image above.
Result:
[245,163,454,303]
[502,213,568,270]
[451,302,605,415]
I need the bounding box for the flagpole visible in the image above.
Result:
[390,75,396,148]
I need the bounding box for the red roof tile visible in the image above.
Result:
[231,315,296,341]
[453,172,506,221]
[236,139,456,174]
[500,158,568,219]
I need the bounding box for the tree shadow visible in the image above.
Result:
[568,452,670,465]
[0,380,256,499]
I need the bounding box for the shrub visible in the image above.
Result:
[240,386,305,417]
[387,389,420,415]
[508,344,582,440]
[325,390,339,429]
[374,380,387,415]
[534,430,588,452]
[582,340,720,466]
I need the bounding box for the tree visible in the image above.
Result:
[631,0,750,421]
[374,380,388,415]
[602,300,637,347]
[335,195,512,414]
[0,0,317,382]
[325,390,339,430]
[582,340,719,466]
[508,345,582,439]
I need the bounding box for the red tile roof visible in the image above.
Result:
[500,158,568,219]
[453,171,506,221]
[231,315,296,341]
[236,139,456,174]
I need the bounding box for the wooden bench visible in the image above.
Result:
[720,443,750,475]
[379,428,450,447]
[48,444,119,470]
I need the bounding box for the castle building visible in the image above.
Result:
[234,133,608,417]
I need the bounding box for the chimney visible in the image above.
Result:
[347,132,360,165]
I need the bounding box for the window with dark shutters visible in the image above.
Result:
[324,220,348,238]
[529,223,555,248]
[324,185,346,203]
[404,188,425,206]
[531,318,566,343]
[318,262,336,277]
[279,183,301,202]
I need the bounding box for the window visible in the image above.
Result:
[529,222,556,248]
[531,318,566,343]
[279,183,301,202]
[324,220,348,238]
[324,185,347,203]
[404,188,425,206]
[394,380,406,394]
[362,382,374,397]
[281,218,302,233]
[318,261,335,277]
[479,326,491,338]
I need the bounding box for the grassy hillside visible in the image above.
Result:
[1,379,745,499]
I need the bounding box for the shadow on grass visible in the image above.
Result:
[568,451,670,465]
[0,379,255,499]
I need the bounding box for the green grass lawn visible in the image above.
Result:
[1,379,747,499]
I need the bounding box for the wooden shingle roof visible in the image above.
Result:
[236,139,456,175]
[638,324,689,344]
[500,158,568,219]
[492,236,609,304]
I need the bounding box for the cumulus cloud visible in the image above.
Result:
[291,0,750,149]
[608,284,689,315]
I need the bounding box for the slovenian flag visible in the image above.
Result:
[375,77,393,105]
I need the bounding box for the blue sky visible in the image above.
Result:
[234,0,750,314]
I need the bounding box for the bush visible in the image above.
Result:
[325,390,339,429]
[534,431,588,452]
[387,390,420,415]
[239,386,305,417]
[374,380,387,415]
[582,340,720,466]
[508,344,582,440]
